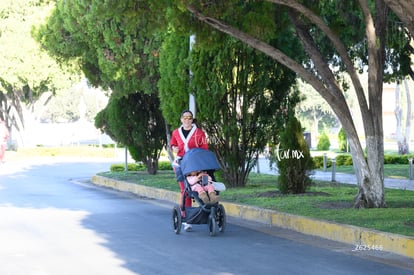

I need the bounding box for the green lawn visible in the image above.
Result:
[98,170,414,237]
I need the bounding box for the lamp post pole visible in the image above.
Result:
[189,34,196,117]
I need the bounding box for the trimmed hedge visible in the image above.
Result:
[111,156,414,171]
[110,161,172,172]
[312,154,414,168]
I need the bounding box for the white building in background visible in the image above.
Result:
[21,121,113,147]
[382,80,414,150]
[383,82,398,140]
[7,78,113,148]
[350,80,414,151]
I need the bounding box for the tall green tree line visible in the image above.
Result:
[173,0,413,208]
[190,37,298,187]
[36,0,414,205]
[38,1,299,185]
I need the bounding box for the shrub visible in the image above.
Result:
[312,155,334,169]
[159,161,173,170]
[338,128,349,152]
[277,116,313,194]
[312,156,324,169]
[384,154,414,164]
[335,154,353,166]
[317,132,330,151]
[110,161,172,172]
[110,163,145,172]
[312,153,414,168]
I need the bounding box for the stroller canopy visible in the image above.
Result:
[180,148,221,176]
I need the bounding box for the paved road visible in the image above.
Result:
[0,158,413,275]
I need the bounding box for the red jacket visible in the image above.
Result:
[170,126,208,157]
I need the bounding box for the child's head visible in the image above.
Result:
[189,170,206,176]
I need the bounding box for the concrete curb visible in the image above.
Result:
[91,175,414,260]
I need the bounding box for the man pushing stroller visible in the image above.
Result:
[170,147,227,236]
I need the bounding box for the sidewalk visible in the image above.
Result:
[255,157,414,191]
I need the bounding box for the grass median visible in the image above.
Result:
[98,170,414,238]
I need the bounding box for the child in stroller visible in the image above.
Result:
[186,170,220,204]
[172,148,226,236]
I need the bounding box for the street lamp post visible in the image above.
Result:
[189,34,196,116]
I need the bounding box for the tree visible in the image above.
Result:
[177,0,413,208]
[338,128,350,152]
[95,92,166,174]
[191,37,297,187]
[384,0,414,36]
[0,0,79,144]
[277,115,313,194]
[296,80,338,146]
[35,0,164,97]
[37,0,414,207]
[158,31,191,129]
[157,4,301,187]
[35,80,109,123]
[317,132,331,151]
[394,79,412,154]
[157,30,192,161]
[36,0,166,171]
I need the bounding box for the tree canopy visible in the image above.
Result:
[35,0,164,96]
[177,0,413,208]
[95,92,166,174]
[36,0,414,208]
[0,0,79,134]
[191,37,298,187]
[36,0,167,172]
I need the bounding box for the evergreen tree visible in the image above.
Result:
[158,31,191,129]
[95,92,166,174]
[192,38,297,187]
[317,132,331,151]
[338,127,349,152]
[277,116,313,194]
[37,1,165,172]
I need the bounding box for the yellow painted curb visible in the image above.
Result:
[91,175,414,259]
[92,175,181,203]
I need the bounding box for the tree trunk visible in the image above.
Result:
[146,158,158,175]
[404,79,411,153]
[395,80,411,154]
[383,0,414,36]
[312,113,319,149]
[352,0,387,208]
[395,82,407,154]
[164,121,174,162]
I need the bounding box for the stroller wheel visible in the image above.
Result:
[216,204,226,233]
[172,205,182,234]
[208,207,217,237]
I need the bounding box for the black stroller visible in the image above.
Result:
[171,148,226,236]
